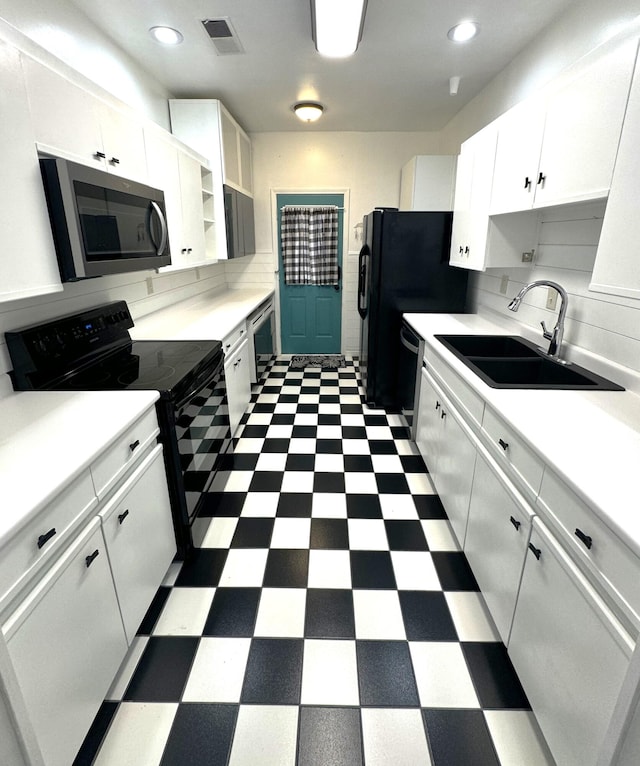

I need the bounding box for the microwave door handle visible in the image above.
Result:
[149,201,168,255]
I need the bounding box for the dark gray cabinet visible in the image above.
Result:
[224,184,255,258]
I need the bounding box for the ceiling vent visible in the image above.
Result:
[201,18,245,55]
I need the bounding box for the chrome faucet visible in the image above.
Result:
[507,280,569,359]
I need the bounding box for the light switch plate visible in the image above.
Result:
[146,277,154,295]
[499,275,509,294]
[546,288,558,310]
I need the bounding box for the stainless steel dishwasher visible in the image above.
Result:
[248,297,275,384]
[398,320,425,440]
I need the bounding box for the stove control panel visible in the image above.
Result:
[6,301,134,388]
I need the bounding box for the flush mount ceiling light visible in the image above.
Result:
[311,0,368,58]
[293,102,324,122]
[149,26,184,45]
[447,21,480,43]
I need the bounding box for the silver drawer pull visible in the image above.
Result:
[37,527,57,549]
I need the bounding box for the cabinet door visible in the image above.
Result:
[22,57,105,168]
[100,446,175,644]
[415,368,441,481]
[449,142,473,267]
[464,451,532,643]
[238,130,253,194]
[489,98,546,214]
[224,337,251,437]
[4,518,127,766]
[240,191,256,256]
[177,150,207,262]
[534,38,637,208]
[590,45,640,300]
[96,102,148,183]
[508,519,633,766]
[436,398,477,548]
[465,124,498,270]
[220,107,240,187]
[0,44,63,303]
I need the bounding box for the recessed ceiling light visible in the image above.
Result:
[293,102,324,122]
[149,26,184,45]
[447,21,480,43]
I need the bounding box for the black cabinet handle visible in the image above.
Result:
[129,439,140,452]
[94,150,106,159]
[440,410,447,419]
[464,246,470,254]
[537,172,546,185]
[574,528,593,550]
[435,401,440,411]
[459,246,464,254]
[37,527,57,549]
[509,516,521,531]
[498,438,509,451]
[528,542,542,560]
[118,509,130,525]
[85,549,100,568]
[524,176,531,189]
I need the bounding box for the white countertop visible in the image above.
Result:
[404,312,640,558]
[131,287,274,341]
[0,390,158,546]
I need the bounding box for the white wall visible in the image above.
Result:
[251,131,444,353]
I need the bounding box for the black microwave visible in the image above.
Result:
[39,157,171,281]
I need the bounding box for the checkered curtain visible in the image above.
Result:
[281,206,339,285]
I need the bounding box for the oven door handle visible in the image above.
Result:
[175,355,224,410]
[400,325,420,355]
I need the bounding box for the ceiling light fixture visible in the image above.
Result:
[149,26,184,45]
[293,102,324,122]
[311,0,368,58]
[447,21,480,43]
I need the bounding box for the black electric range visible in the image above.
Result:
[6,301,231,558]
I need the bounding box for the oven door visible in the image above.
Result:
[159,351,231,557]
[248,298,275,384]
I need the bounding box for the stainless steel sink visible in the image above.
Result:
[435,334,624,391]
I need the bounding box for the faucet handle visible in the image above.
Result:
[540,321,553,340]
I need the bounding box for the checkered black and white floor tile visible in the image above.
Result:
[75,356,554,766]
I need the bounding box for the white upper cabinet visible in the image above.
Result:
[144,128,212,268]
[399,155,457,211]
[23,57,148,184]
[0,42,62,303]
[490,37,638,214]
[590,41,640,300]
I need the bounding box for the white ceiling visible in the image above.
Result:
[67,0,577,133]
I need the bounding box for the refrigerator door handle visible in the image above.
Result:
[357,246,369,318]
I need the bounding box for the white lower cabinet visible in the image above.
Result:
[99,445,175,644]
[464,450,533,643]
[508,518,634,766]
[224,337,251,437]
[4,518,127,766]
[416,367,476,546]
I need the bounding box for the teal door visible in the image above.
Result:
[278,193,343,354]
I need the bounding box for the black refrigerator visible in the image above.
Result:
[357,209,468,409]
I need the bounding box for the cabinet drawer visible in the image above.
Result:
[0,471,97,606]
[426,349,484,427]
[4,518,127,766]
[91,407,159,499]
[537,469,640,627]
[222,321,247,356]
[99,445,175,643]
[482,406,544,497]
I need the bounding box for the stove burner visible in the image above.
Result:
[117,364,177,386]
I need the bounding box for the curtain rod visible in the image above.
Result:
[280,205,345,211]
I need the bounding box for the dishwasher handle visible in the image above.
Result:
[400,324,420,355]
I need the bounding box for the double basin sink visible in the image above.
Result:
[435,334,624,391]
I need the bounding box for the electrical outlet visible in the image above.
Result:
[546,288,558,310]
[146,277,154,295]
[499,275,509,295]
[195,268,201,280]
[521,250,534,263]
